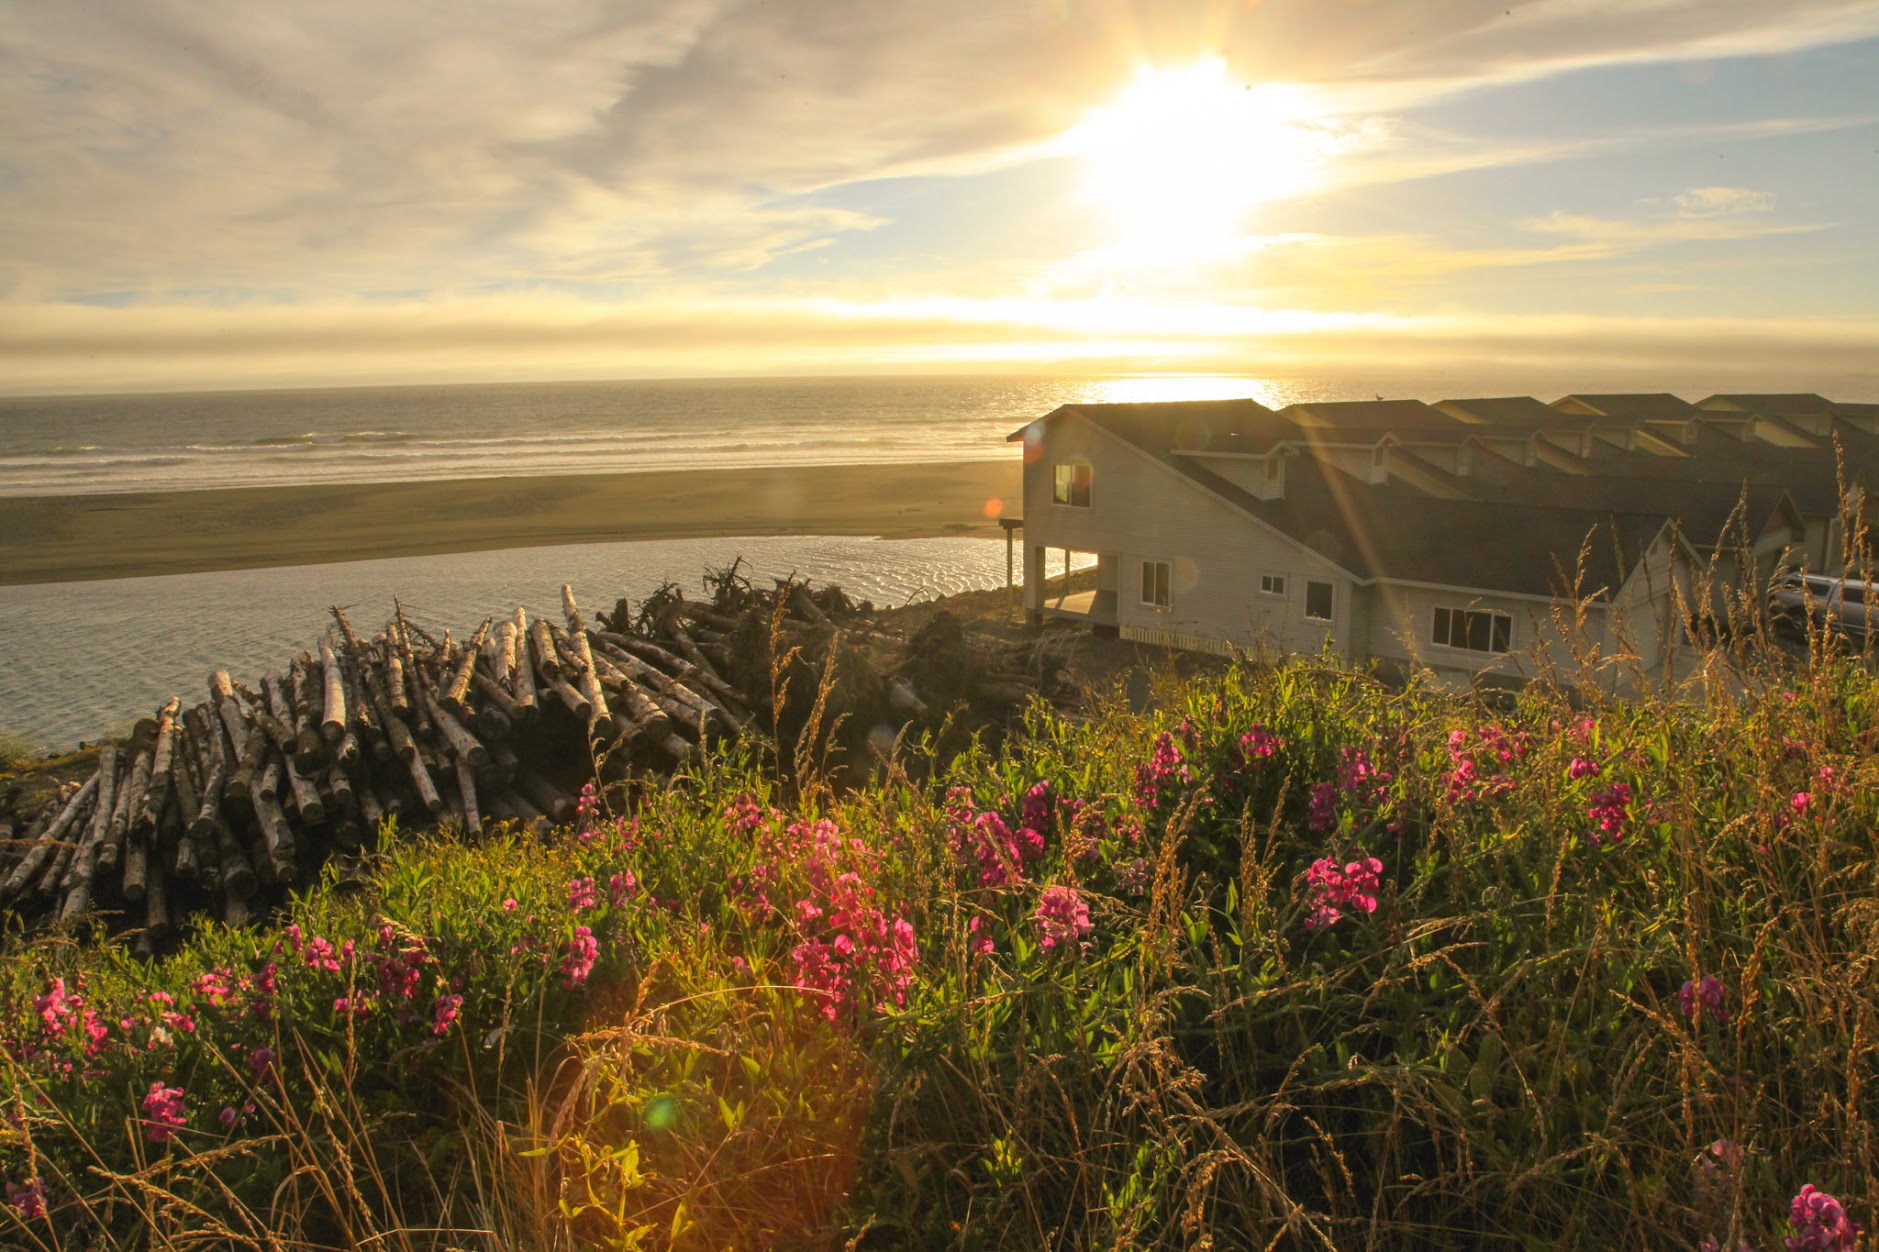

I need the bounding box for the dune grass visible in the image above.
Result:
[0,636,1875,1248]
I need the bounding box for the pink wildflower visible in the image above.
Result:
[609,871,637,904]
[1568,756,1600,780]
[1239,725,1280,760]
[566,876,597,911]
[303,937,341,973]
[247,1045,276,1081]
[432,993,463,1036]
[1303,855,1384,931]
[725,794,766,837]
[1306,782,1338,833]
[1587,782,1632,846]
[501,897,518,912]
[1680,975,1730,1024]
[218,1105,239,1129]
[34,978,78,1038]
[1133,732,1189,807]
[560,926,599,988]
[142,1082,188,1144]
[191,971,231,1004]
[1033,885,1093,955]
[967,916,994,957]
[1787,1184,1859,1251]
[5,1177,46,1220]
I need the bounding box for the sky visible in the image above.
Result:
[2,0,1877,395]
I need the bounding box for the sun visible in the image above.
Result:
[1069,59,1323,267]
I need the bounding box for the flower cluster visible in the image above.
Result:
[1587,782,1633,846]
[142,1081,188,1144]
[752,817,919,1021]
[1787,1184,1859,1251]
[1133,732,1190,808]
[946,789,1045,889]
[1680,975,1730,1025]
[1303,855,1384,931]
[5,1177,46,1220]
[1445,728,1514,805]
[1309,746,1396,832]
[1238,724,1280,762]
[1033,884,1093,954]
[561,926,599,988]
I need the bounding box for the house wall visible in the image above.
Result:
[1023,415,1355,656]
[1365,583,1615,683]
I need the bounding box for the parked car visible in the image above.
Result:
[1769,573,1878,637]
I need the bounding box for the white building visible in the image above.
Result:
[1010,393,1874,685]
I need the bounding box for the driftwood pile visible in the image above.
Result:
[0,571,1061,950]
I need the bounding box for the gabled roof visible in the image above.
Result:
[1222,457,1664,598]
[1436,396,1590,428]
[1698,393,1835,417]
[1281,398,1453,433]
[1552,393,1700,420]
[1007,399,1297,454]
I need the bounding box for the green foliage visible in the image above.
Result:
[3,654,1878,1249]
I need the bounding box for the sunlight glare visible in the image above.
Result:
[1070,60,1325,267]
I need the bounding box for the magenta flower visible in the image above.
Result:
[967,916,994,957]
[431,993,463,1036]
[1303,855,1384,931]
[1133,732,1189,807]
[142,1082,188,1144]
[1568,756,1600,780]
[561,926,599,988]
[218,1105,239,1129]
[247,1045,276,1081]
[1787,1184,1859,1251]
[566,876,598,911]
[1306,781,1338,832]
[5,1177,46,1220]
[34,978,78,1038]
[1033,884,1093,955]
[1680,975,1730,1025]
[1239,725,1280,760]
[609,871,637,904]
[1586,782,1633,846]
[724,794,766,837]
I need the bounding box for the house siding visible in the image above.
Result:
[1024,415,1354,657]
[1365,583,1614,682]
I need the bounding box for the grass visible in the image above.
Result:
[1,632,1876,1248]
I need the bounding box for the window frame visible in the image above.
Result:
[1432,605,1514,654]
[1051,461,1093,508]
[1304,579,1334,623]
[1141,559,1171,608]
[1259,573,1287,597]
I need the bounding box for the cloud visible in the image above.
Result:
[2,292,1875,396]
[1673,186,1776,217]
[5,0,1877,303]
[1524,196,1825,247]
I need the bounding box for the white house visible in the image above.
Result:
[1009,393,1874,685]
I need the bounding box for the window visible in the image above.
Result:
[1260,574,1286,596]
[1305,580,1333,622]
[1264,457,1282,481]
[1052,462,1092,507]
[1141,560,1171,608]
[1842,585,1867,605]
[1433,606,1512,653]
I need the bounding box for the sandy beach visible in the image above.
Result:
[0,459,1023,586]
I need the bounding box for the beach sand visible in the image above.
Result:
[0,459,1024,586]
